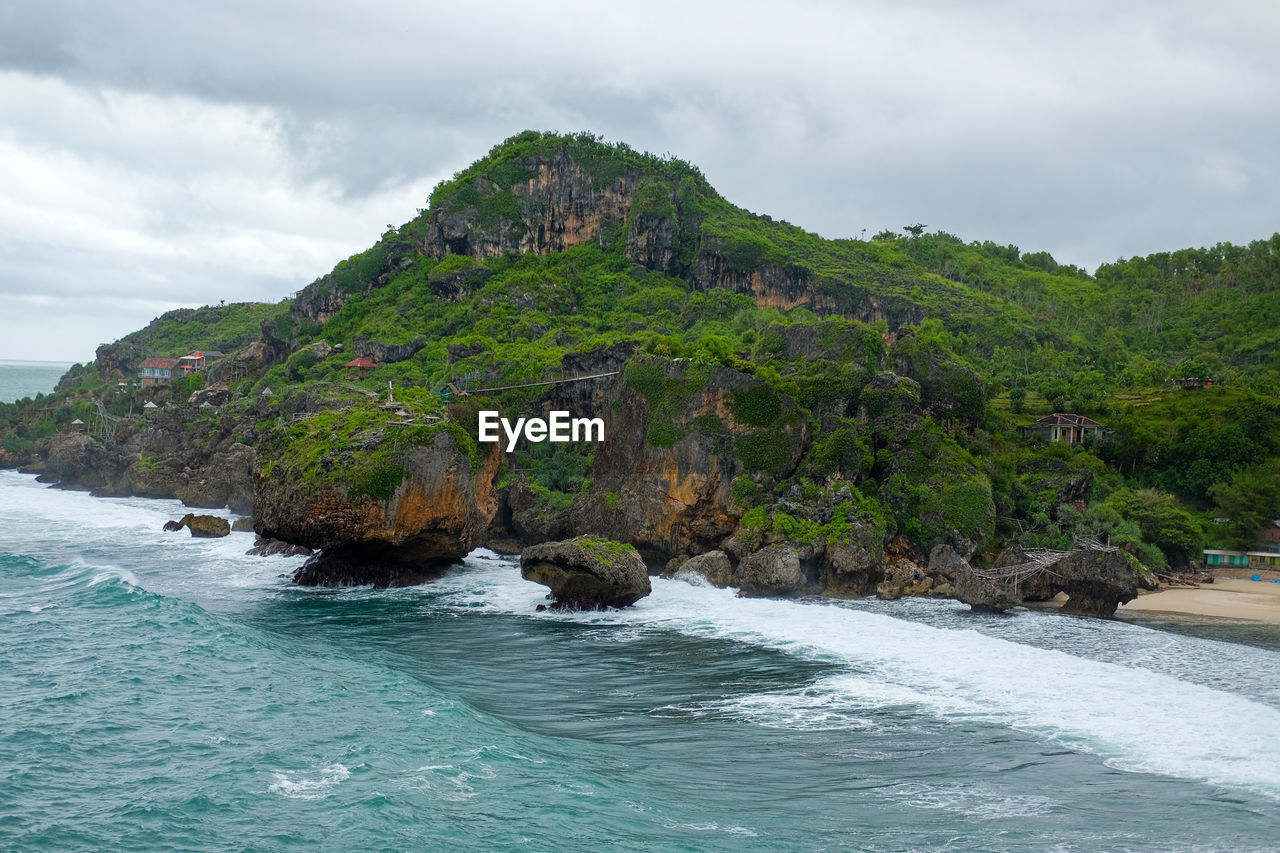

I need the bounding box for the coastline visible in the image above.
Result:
[1118,572,1280,622]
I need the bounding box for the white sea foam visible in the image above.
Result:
[877,781,1058,819]
[268,763,351,800]
[441,553,1280,801]
[0,470,305,598]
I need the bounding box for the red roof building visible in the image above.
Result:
[139,357,181,386]
[344,357,377,369]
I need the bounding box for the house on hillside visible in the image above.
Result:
[1017,413,1109,445]
[139,357,180,386]
[176,351,206,376]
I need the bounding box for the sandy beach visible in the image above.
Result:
[1120,572,1280,622]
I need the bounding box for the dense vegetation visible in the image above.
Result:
[4,131,1278,569]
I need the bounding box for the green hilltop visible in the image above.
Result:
[4,130,1278,569]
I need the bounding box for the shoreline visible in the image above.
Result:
[5,467,1280,625]
[1117,572,1280,622]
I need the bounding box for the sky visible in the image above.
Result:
[1,1,1277,362]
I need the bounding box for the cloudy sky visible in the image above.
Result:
[1,0,1276,362]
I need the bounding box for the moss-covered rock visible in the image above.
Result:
[520,535,651,609]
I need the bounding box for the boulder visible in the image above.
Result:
[737,545,805,597]
[932,544,1020,612]
[927,544,970,581]
[231,517,255,533]
[1055,548,1142,617]
[950,564,1020,613]
[819,528,884,597]
[663,554,692,575]
[670,550,735,587]
[164,513,231,538]
[876,557,924,600]
[520,535,651,609]
[246,537,315,558]
[991,545,1061,601]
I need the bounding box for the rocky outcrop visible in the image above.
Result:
[173,444,256,515]
[94,339,143,382]
[246,537,314,558]
[424,150,644,260]
[562,358,807,563]
[950,565,1020,613]
[1056,548,1142,617]
[416,145,935,332]
[990,546,1060,601]
[1017,458,1095,509]
[520,535,652,609]
[38,433,114,491]
[667,550,735,587]
[891,334,985,424]
[819,530,884,596]
[255,428,503,587]
[737,545,806,597]
[352,335,428,365]
[164,513,231,538]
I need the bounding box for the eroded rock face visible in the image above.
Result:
[352,335,427,365]
[820,530,884,597]
[520,535,651,609]
[737,545,806,597]
[173,444,256,515]
[255,429,502,587]
[39,433,114,491]
[1055,549,1142,617]
[563,359,807,562]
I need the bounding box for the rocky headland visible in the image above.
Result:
[3,131,1210,616]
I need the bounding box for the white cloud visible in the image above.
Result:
[0,0,1277,358]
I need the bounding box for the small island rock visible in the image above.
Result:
[521,535,651,609]
[163,513,231,538]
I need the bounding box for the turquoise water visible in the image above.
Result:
[0,360,73,404]
[2,470,1279,851]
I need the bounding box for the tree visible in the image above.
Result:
[1209,465,1280,550]
[1009,386,1027,414]
[903,223,927,237]
[1106,487,1204,568]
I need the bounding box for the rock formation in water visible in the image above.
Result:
[520,535,652,609]
[255,427,503,587]
[163,513,231,538]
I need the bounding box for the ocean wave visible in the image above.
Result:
[441,554,1280,802]
[268,763,352,800]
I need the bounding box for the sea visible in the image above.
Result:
[3,372,1280,851]
[0,360,76,404]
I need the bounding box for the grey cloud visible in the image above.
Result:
[0,0,1277,359]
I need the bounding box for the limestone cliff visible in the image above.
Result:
[559,357,807,564]
[255,427,502,585]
